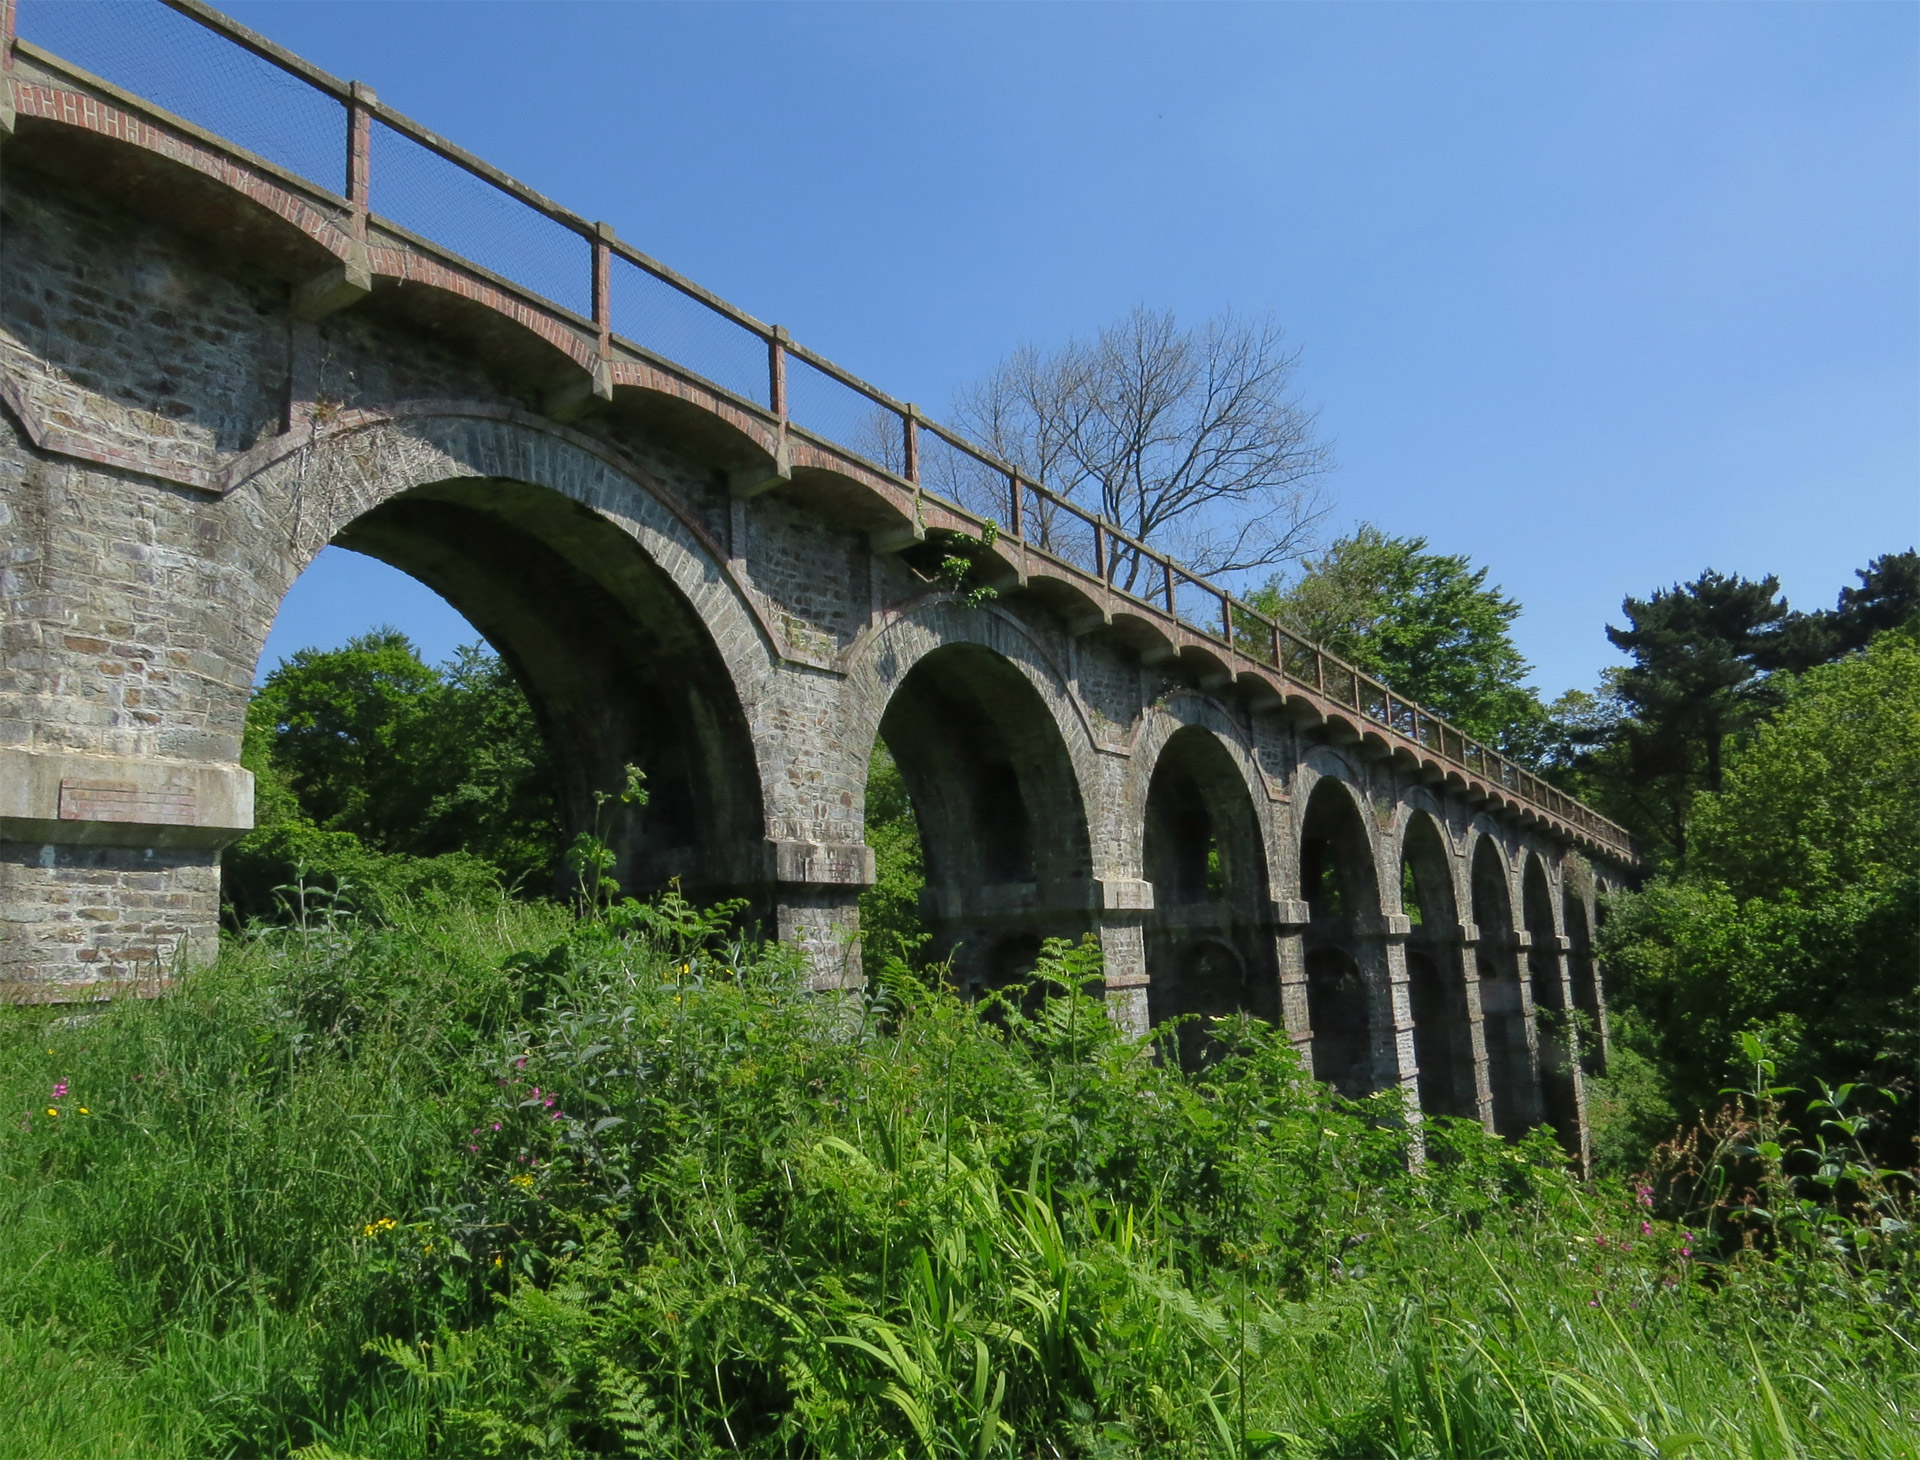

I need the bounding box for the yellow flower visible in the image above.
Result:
[510,1174,536,1190]
[78,1107,90,1115]
[492,1255,504,1268]
[46,1108,58,1118]
[361,1217,398,1238]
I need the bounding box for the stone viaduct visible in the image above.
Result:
[0,2,1634,1155]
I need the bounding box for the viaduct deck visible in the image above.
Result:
[0,0,1634,1160]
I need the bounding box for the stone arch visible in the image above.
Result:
[1398,809,1478,1120]
[1298,771,1383,1098]
[1564,888,1605,1073]
[1468,828,1535,1137]
[1140,722,1278,1068]
[861,629,1097,993]
[1523,853,1582,1154]
[231,410,773,906]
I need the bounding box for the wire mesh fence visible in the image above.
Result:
[19,0,347,192]
[918,431,1008,526]
[786,354,901,472]
[370,120,590,318]
[610,255,768,408]
[1172,573,1226,641]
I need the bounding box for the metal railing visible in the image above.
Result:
[10,0,1634,859]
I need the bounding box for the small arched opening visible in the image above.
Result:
[1564,891,1605,1073]
[872,643,1095,995]
[1523,856,1582,1155]
[1300,776,1382,1098]
[1470,836,1533,1137]
[1142,726,1276,1068]
[1400,813,1476,1120]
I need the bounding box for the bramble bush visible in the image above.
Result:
[1,892,1915,1457]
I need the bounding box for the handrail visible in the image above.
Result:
[14,0,1635,860]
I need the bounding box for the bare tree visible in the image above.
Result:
[952,306,1332,591]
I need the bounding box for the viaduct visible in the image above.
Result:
[0,1,1635,1158]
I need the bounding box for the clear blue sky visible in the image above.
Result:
[242,0,1918,698]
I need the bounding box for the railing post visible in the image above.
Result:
[591,222,613,349]
[346,81,376,241]
[1008,471,1023,540]
[1093,519,1108,582]
[1220,593,1234,649]
[0,0,17,145]
[769,325,789,419]
[1163,558,1177,615]
[1272,624,1284,675]
[903,404,920,485]
[1314,650,1325,695]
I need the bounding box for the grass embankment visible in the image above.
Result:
[1,898,1913,1458]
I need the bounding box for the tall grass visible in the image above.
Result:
[1,897,1913,1457]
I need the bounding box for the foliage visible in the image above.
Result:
[858,739,930,970]
[1563,554,1916,867]
[2,900,1914,1457]
[1245,524,1550,757]
[226,630,563,919]
[1597,634,1920,1160]
[953,306,1332,580]
[1570,571,1797,863]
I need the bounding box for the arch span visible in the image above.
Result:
[1469,833,1536,1137]
[237,415,772,908]
[872,640,1096,992]
[1141,723,1277,1068]
[1523,854,1583,1156]
[1400,811,1479,1121]
[1299,774,1384,1098]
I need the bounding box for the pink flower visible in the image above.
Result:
[1640,1221,1652,1236]
[1636,1185,1653,1208]
[491,1123,500,1131]
[52,1081,68,1098]
[468,1143,479,1153]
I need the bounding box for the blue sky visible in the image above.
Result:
[241,0,1918,697]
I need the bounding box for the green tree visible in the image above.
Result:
[857,739,928,970]
[1596,633,1920,1152]
[1581,571,1793,863]
[1246,524,1549,755]
[1764,549,1920,672]
[225,630,563,919]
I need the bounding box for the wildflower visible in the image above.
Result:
[1640,1221,1652,1236]
[46,1107,59,1118]
[468,1144,479,1153]
[51,1081,68,1098]
[361,1217,398,1238]
[1589,1294,1601,1308]
[77,1107,89,1116]
[491,1123,500,1131]
[510,1174,535,1190]
[492,1255,504,1268]
[1636,1184,1654,1208]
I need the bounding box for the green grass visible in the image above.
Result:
[1,897,1913,1458]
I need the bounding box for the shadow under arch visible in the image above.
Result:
[874,641,1095,993]
[1470,835,1535,1137]
[1400,812,1478,1120]
[1300,775,1382,1098]
[1523,855,1582,1155]
[1564,890,1605,1073]
[1142,725,1277,1070]
[316,475,768,908]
